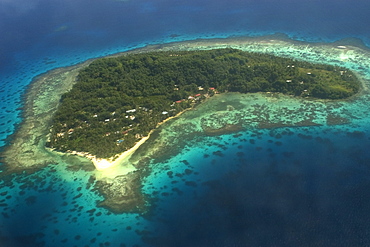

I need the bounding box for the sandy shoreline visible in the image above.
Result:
[79,108,190,170]
[1,33,369,213]
[1,33,369,174]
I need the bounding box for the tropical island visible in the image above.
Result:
[46,48,360,162]
[1,35,368,214]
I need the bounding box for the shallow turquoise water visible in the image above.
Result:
[2,0,370,246]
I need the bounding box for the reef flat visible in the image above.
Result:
[2,33,370,213]
[0,62,95,174]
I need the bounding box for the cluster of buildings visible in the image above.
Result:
[175,87,217,104]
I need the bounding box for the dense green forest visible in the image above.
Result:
[47,48,360,158]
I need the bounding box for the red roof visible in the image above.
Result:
[209,87,215,90]
[176,100,182,103]
[195,94,201,97]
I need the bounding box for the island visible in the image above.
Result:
[46,48,359,165]
[2,35,367,214]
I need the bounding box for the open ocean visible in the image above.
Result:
[1,0,370,246]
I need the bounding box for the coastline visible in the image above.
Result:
[0,61,93,174]
[1,34,370,213]
[2,34,369,173]
[80,108,191,170]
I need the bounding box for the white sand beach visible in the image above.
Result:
[86,108,190,172]
[3,34,370,175]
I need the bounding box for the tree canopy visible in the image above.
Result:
[47,48,360,158]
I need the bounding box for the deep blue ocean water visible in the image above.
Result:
[1,0,370,246]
